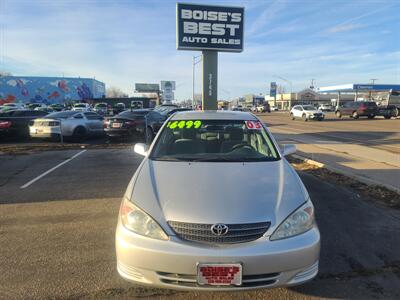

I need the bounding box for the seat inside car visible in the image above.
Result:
[221,127,245,152]
[173,128,206,154]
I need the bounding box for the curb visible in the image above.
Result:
[291,154,400,194]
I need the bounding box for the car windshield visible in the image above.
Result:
[150,119,279,162]
[46,111,77,119]
[74,104,86,107]
[95,103,107,108]
[118,110,149,117]
[303,106,315,111]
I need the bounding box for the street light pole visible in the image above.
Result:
[273,75,292,94]
[370,78,378,85]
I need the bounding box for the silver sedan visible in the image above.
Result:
[116,110,320,290]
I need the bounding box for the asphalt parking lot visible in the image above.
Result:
[1,146,400,299]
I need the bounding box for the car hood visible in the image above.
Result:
[306,109,323,114]
[129,159,308,231]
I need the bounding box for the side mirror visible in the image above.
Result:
[134,143,148,156]
[281,144,296,156]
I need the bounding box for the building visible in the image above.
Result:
[266,88,357,110]
[264,84,400,110]
[243,94,265,107]
[0,76,105,105]
[134,83,161,105]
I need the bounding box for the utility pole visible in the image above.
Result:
[310,79,315,90]
[370,78,378,85]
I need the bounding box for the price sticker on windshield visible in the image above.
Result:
[245,121,262,130]
[167,120,202,129]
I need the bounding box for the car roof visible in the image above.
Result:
[170,110,258,121]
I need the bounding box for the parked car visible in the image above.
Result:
[116,110,320,290]
[0,103,25,112]
[94,103,109,115]
[104,109,165,141]
[113,103,126,115]
[72,103,91,112]
[318,104,333,112]
[27,103,47,110]
[48,103,65,111]
[256,104,270,113]
[157,107,191,118]
[0,109,48,137]
[270,106,279,111]
[290,105,324,121]
[335,101,378,119]
[29,111,104,141]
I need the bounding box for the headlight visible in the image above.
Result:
[270,201,315,241]
[120,197,168,240]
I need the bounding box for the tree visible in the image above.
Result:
[277,85,286,94]
[106,86,128,98]
[0,71,12,76]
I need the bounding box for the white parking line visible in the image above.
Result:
[20,150,87,189]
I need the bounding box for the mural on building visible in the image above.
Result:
[0,76,105,105]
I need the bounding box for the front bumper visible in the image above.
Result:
[308,114,324,120]
[116,223,320,291]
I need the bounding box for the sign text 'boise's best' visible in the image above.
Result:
[176,3,244,52]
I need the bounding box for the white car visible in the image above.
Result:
[290,105,324,121]
[318,104,333,112]
[116,110,320,290]
[72,103,92,112]
[270,106,279,111]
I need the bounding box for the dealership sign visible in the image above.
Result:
[270,82,277,97]
[176,3,244,52]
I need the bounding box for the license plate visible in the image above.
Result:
[112,123,122,128]
[197,263,242,286]
[36,129,43,133]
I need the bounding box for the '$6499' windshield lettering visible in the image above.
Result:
[166,120,202,129]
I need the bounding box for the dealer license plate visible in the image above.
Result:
[197,263,242,286]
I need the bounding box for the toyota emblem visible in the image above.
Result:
[211,223,229,236]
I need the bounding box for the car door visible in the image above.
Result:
[292,106,299,117]
[84,112,103,133]
[294,106,302,117]
[148,111,165,132]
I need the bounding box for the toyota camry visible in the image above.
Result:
[116,110,320,290]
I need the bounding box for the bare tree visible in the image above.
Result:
[0,71,12,76]
[106,86,128,98]
[277,85,286,94]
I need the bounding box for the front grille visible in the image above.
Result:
[168,221,270,244]
[157,271,280,288]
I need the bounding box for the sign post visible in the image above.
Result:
[176,3,244,110]
[270,82,277,107]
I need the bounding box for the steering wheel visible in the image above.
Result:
[231,143,256,152]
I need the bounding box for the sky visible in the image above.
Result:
[0,0,399,101]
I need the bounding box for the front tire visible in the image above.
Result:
[302,114,308,122]
[290,113,295,120]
